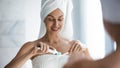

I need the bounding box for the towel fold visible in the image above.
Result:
[41,0,66,21]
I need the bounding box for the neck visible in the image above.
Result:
[44,33,62,44]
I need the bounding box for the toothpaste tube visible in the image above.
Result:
[36,45,61,55]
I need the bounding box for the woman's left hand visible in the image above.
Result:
[68,40,83,54]
[68,40,92,60]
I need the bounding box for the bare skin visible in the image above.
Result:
[63,20,120,68]
[5,8,91,68]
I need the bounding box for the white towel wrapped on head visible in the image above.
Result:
[39,0,73,39]
[41,0,66,22]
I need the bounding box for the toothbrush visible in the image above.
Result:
[36,44,61,55]
[48,49,60,55]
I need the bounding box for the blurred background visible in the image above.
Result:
[0,0,115,68]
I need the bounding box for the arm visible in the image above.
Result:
[5,41,49,68]
[5,42,34,68]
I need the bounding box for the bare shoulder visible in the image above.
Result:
[62,37,71,42]
[16,41,34,55]
[21,38,43,50]
[21,41,33,49]
[69,39,82,42]
[16,39,41,57]
[68,39,83,45]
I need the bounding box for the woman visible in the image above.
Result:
[64,0,120,68]
[5,0,91,68]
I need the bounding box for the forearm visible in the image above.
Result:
[5,54,31,68]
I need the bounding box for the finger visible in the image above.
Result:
[69,42,77,54]
[36,42,43,54]
[73,41,83,52]
[49,46,56,50]
[42,43,48,53]
[37,49,42,55]
[74,43,81,52]
[39,42,43,51]
[78,47,82,52]
[73,44,78,52]
[77,43,83,51]
[32,45,41,55]
[42,43,45,52]
[46,44,49,52]
[35,45,39,51]
[83,48,89,56]
[35,44,42,54]
[70,41,79,52]
[43,43,48,53]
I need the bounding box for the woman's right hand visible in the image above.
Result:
[29,42,50,59]
[20,41,50,59]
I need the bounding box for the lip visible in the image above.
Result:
[51,27,59,31]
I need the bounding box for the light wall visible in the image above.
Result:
[0,0,40,68]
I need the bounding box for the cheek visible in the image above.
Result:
[60,22,64,27]
[44,19,53,26]
[45,22,53,29]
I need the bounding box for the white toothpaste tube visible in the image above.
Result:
[48,49,61,55]
[36,45,61,55]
